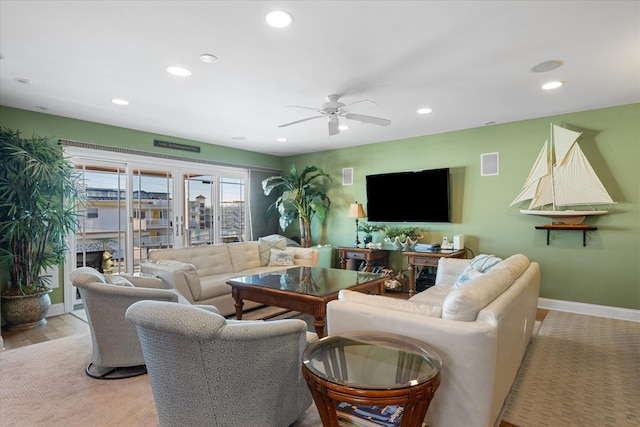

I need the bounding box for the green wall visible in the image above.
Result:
[285,103,640,310]
[1,104,638,310]
[0,106,283,171]
[0,106,285,305]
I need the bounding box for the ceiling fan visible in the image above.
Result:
[278,94,391,136]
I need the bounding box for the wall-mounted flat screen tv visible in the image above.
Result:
[365,168,451,223]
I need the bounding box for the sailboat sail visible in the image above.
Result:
[511,124,614,223]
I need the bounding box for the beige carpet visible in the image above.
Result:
[502,310,640,427]
[0,330,159,427]
[1,309,638,426]
[0,307,322,427]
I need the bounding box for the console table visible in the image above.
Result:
[337,247,389,272]
[405,249,466,296]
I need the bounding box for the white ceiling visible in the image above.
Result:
[1,1,638,157]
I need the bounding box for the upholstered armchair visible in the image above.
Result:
[125,300,316,427]
[70,267,201,379]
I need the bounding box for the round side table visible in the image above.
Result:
[302,332,442,427]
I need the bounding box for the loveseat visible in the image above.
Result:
[326,253,540,427]
[140,237,319,316]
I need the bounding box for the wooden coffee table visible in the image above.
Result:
[227,266,387,337]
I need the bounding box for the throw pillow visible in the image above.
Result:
[453,254,502,288]
[258,235,287,266]
[469,254,503,272]
[268,248,295,266]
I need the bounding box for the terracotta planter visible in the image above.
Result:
[1,290,52,331]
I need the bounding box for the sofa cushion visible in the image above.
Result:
[228,242,261,272]
[453,254,503,288]
[258,235,287,266]
[409,283,453,307]
[285,247,317,266]
[196,244,234,277]
[442,254,530,321]
[269,249,295,266]
[339,290,442,317]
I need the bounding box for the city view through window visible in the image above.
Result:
[75,166,246,275]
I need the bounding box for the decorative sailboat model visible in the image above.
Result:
[510,124,615,225]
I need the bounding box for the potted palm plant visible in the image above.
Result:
[0,127,84,330]
[262,164,332,248]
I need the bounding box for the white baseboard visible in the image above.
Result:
[47,302,66,317]
[538,298,640,322]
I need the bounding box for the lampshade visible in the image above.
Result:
[347,202,367,219]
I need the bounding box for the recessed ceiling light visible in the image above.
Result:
[231,136,245,140]
[265,10,293,28]
[531,59,564,73]
[35,105,49,111]
[276,137,287,142]
[166,66,192,77]
[13,77,31,84]
[417,108,433,114]
[200,54,218,64]
[339,125,349,131]
[111,98,129,106]
[542,81,564,90]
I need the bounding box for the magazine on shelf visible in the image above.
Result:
[336,402,404,427]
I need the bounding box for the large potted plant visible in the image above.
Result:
[262,164,332,248]
[0,127,84,330]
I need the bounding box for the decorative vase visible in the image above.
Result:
[402,236,422,249]
[0,290,52,331]
[384,237,403,249]
[363,235,373,245]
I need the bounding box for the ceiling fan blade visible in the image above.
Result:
[328,116,340,136]
[286,105,321,111]
[278,116,323,128]
[343,99,377,107]
[344,113,391,126]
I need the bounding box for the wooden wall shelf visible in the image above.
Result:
[535,224,597,246]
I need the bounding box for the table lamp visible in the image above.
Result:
[347,202,367,247]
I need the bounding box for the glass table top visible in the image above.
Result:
[303,332,442,390]
[229,266,388,297]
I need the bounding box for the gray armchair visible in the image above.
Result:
[125,300,316,427]
[70,267,195,379]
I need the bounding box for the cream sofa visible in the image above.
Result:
[326,254,540,427]
[140,239,319,316]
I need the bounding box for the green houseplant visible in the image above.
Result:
[383,225,423,248]
[357,222,383,244]
[0,127,84,330]
[262,164,332,248]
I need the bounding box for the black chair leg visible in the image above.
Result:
[85,362,147,380]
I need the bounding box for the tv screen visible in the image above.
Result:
[366,168,451,222]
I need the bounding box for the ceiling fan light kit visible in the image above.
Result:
[278,94,391,136]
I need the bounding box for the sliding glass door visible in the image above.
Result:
[184,173,247,247]
[64,144,249,312]
[132,169,174,269]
